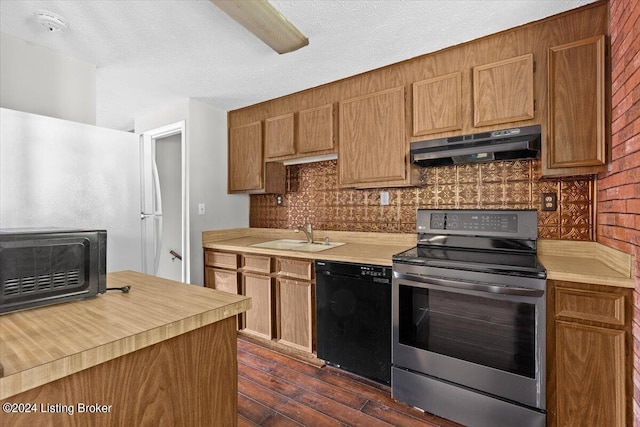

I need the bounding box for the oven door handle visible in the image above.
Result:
[393,272,544,297]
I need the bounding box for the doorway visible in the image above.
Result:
[141,121,189,283]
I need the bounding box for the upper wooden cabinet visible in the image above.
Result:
[227,2,607,187]
[338,87,406,187]
[472,53,535,127]
[264,105,336,161]
[265,113,295,158]
[228,121,285,194]
[413,72,463,136]
[546,35,607,176]
[298,104,335,154]
[228,121,263,192]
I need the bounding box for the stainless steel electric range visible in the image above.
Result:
[392,209,547,427]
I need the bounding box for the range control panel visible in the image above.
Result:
[416,209,538,240]
[429,212,518,233]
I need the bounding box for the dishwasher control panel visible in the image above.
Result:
[360,265,391,279]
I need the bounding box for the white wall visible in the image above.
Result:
[134,98,249,285]
[0,33,96,125]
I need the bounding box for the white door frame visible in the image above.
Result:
[143,121,189,283]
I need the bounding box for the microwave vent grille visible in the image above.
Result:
[2,269,81,297]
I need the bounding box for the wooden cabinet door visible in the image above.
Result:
[338,87,406,187]
[242,273,273,340]
[298,104,335,154]
[265,113,295,158]
[204,268,238,294]
[228,121,263,192]
[547,35,607,174]
[413,72,462,136]
[277,278,313,352]
[473,53,534,127]
[556,321,625,427]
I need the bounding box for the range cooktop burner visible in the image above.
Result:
[393,246,546,279]
[393,209,547,279]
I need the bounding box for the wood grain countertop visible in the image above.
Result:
[538,239,635,288]
[0,270,251,400]
[203,228,636,288]
[202,228,415,266]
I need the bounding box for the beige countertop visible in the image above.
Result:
[203,228,636,288]
[538,239,635,288]
[203,228,415,266]
[0,270,251,400]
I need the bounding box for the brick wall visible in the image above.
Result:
[598,0,640,424]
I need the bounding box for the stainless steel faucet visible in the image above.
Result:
[295,223,313,243]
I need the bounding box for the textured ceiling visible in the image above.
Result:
[0,0,597,131]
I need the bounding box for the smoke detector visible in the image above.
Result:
[34,11,68,32]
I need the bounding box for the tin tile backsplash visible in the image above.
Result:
[250,160,594,241]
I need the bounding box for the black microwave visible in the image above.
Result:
[0,228,107,314]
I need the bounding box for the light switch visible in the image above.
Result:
[198,203,205,215]
[380,191,390,206]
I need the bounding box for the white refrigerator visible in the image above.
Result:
[0,108,161,274]
[139,133,163,277]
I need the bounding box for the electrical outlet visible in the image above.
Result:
[541,193,557,211]
[198,203,205,215]
[276,194,283,206]
[380,191,390,206]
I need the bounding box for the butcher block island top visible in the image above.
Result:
[0,270,251,400]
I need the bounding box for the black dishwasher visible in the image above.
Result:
[315,260,391,384]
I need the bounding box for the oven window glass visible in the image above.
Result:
[398,285,536,378]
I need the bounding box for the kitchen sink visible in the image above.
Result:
[250,239,345,252]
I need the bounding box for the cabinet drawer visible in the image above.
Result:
[242,254,272,274]
[556,287,625,326]
[204,250,238,269]
[277,258,313,280]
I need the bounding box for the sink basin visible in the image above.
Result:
[250,239,345,252]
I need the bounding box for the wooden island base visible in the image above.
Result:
[2,316,238,427]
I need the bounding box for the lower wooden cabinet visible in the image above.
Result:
[275,258,315,352]
[204,249,241,329]
[205,268,238,294]
[277,278,314,352]
[556,321,625,427]
[204,249,316,353]
[203,248,317,355]
[204,250,240,294]
[547,280,631,427]
[242,273,274,340]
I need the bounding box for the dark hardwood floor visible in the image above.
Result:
[237,337,463,427]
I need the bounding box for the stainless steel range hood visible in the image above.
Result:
[411,125,541,167]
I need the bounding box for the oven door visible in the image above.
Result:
[392,262,545,409]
